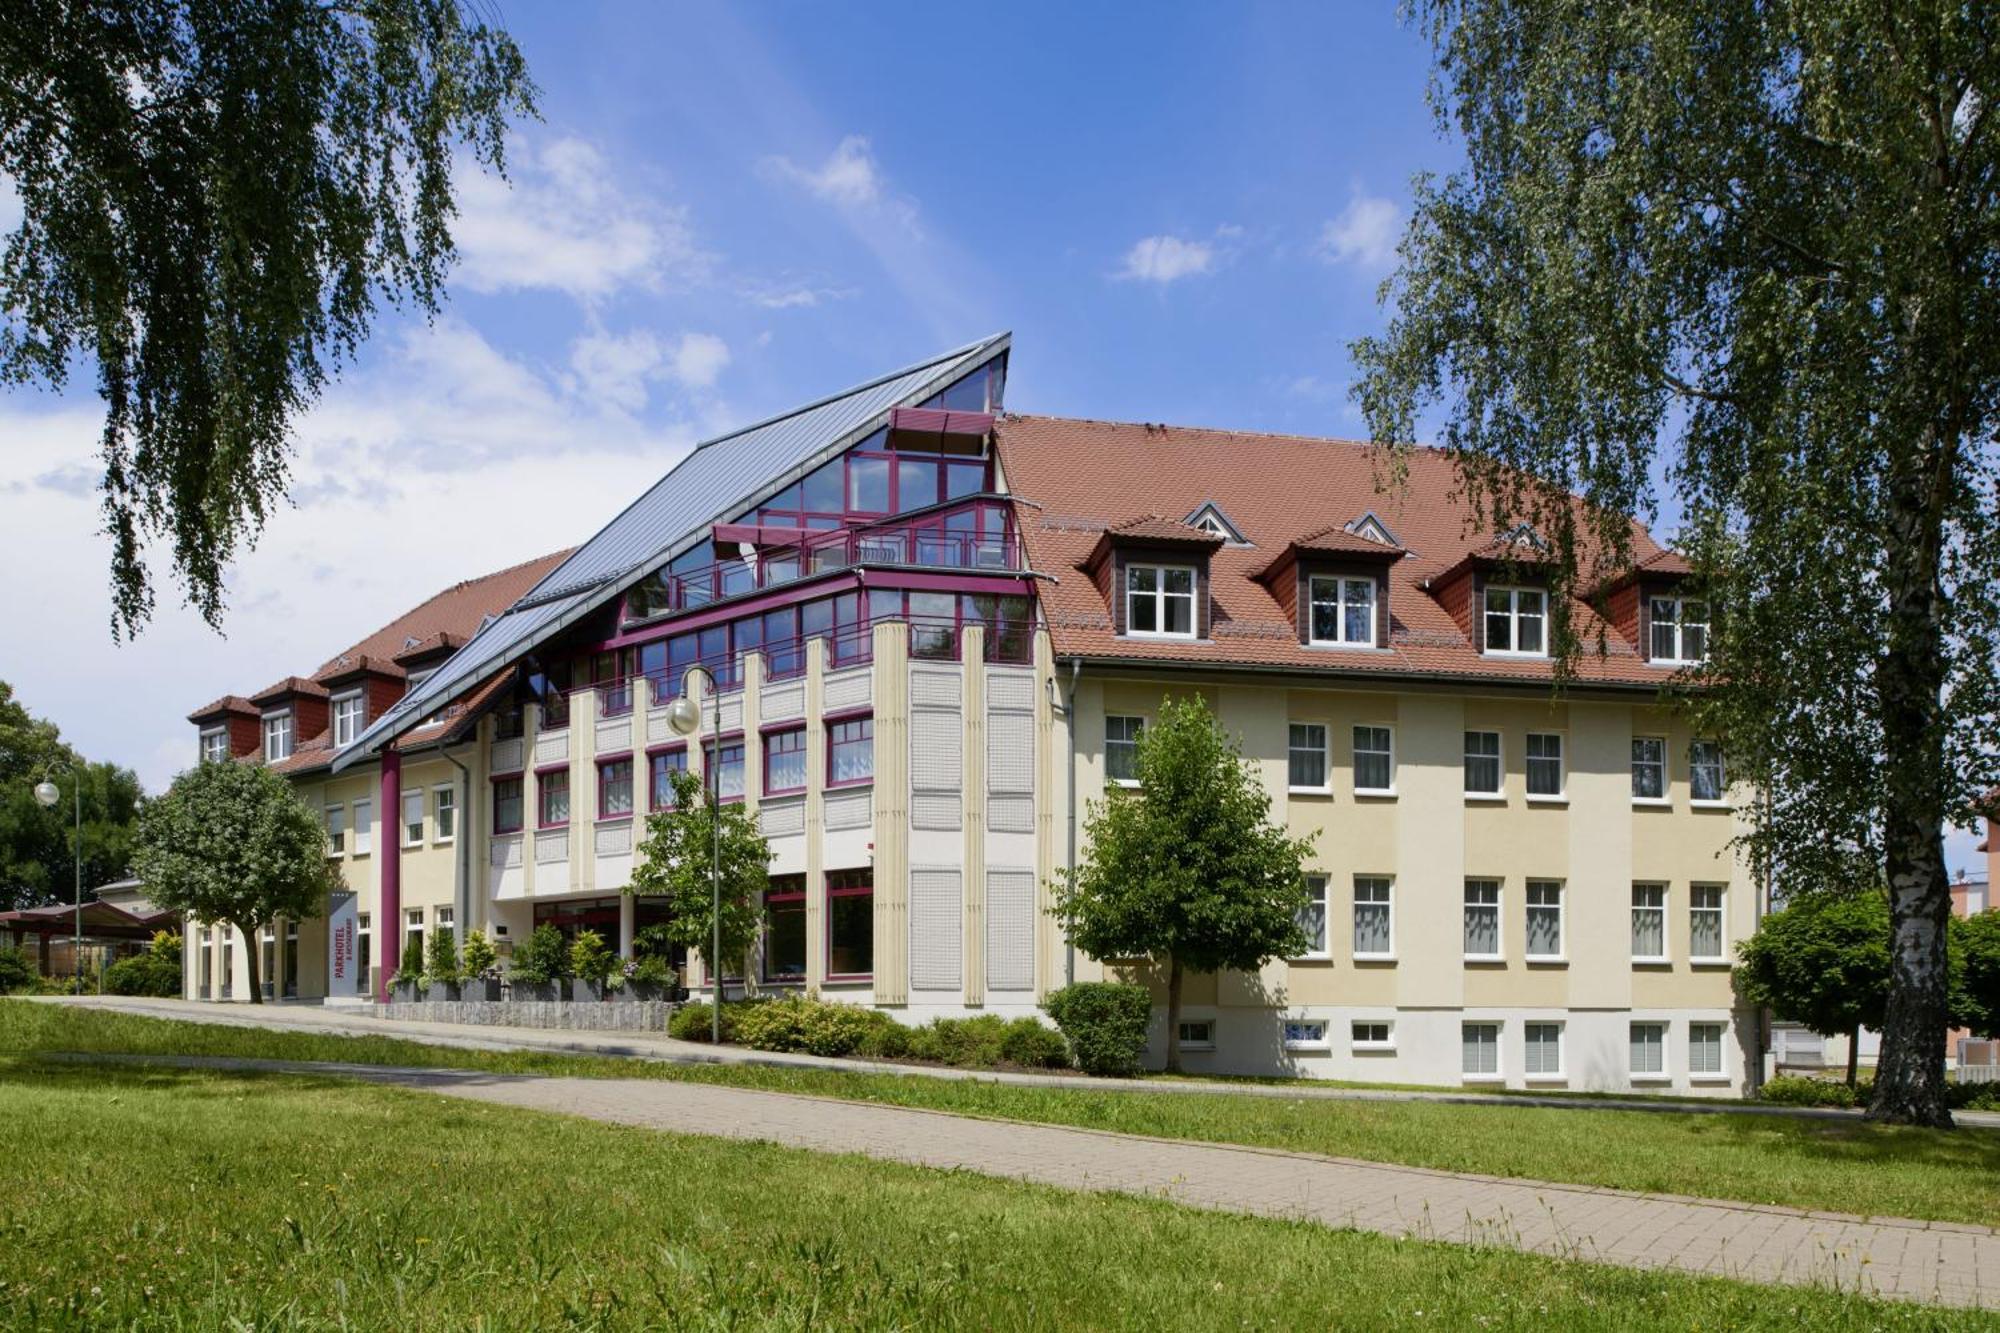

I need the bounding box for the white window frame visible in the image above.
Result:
[1294,873,1330,960]
[1689,883,1727,963]
[1524,731,1565,801]
[1687,1021,1727,1080]
[352,798,374,857]
[1352,875,1395,960]
[1483,585,1547,657]
[262,711,294,763]
[1629,1021,1669,1081]
[1350,1019,1396,1052]
[1463,879,1502,961]
[1631,883,1669,963]
[331,691,365,748]
[433,785,457,844]
[324,804,346,859]
[1123,563,1198,639]
[1352,724,1396,796]
[1461,1020,1502,1081]
[1463,730,1503,799]
[199,727,228,763]
[1690,740,1727,806]
[1175,1019,1216,1051]
[1281,1017,1331,1052]
[1105,715,1144,787]
[1631,735,1668,804]
[404,907,425,972]
[1306,574,1377,648]
[1523,1021,1565,1080]
[1287,723,1330,793]
[1649,595,1709,665]
[401,789,424,849]
[1525,879,1564,962]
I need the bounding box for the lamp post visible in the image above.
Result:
[32,768,82,995]
[665,665,724,1044]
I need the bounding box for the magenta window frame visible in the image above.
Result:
[535,764,570,829]
[825,868,875,982]
[826,712,874,788]
[491,775,524,835]
[703,734,746,804]
[596,753,634,820]
[763,873,808,984]
[761,726,807,796]
[647,743,688,811]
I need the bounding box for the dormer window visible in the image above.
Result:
[1308,575,1376,647]
[1649,596,1708,664]
[199,728,228,763]
[331,692,365,747]
[1483,585,1546,656]
[1125,564,1196,638]
[263,712,294,762]
[1183,502,1248,546]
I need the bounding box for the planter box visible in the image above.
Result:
[390,979,420,1003]
[625,980,669,1002]
[424,981,461,1002]
[465,975,503,1002]
[512,979,561,1002]
[569,978,606,1003]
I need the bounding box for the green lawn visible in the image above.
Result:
[10,1000,2000,1230]
[0,1057,1985,1330]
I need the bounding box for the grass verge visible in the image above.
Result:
[9,1000,1999,1229]
[1,1059,1984,1329]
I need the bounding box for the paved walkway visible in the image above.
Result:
[53,1051,2000,1310]
[39,995,2000,1126]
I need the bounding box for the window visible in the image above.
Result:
[401,790,424,848]
[1125,563,1196,637]
[1650,596,1709,664]
[1353,725,1395,794]
[1690,741,1726,803]
[1464,731,1502,796]
[1463,879,1501,958]
[493,777,524,834]
[1526,880,1564,959]
[1484,585,1546,655]
[1176,1020,1216,1050]
[1689,1022,1725,1076]
[1308,575,1376,647]
[1288,723,1329,790]
[433,786,456,843]
[1105,715,1143,785]
[353,799,373,855]
[1351,1021,1394,1050]
[1632,883,1667,961]
[1296,874,1329,958]
[649,748,687,810]
[357,914,370,991]
[1630,1022,1666,1076]
[763,729,806,795]
[704,738,745,801]
[199,728,228,763]
[1525,733,1564,798]
[598,757,634,818]
[1462,1022,1500,1077]
[764,874,806,982]
[261,925,276,998]
[1689,884,1725,961]
[403,909,425,978]
[324,805,346,857]
[263,712,293,762]
[1353,876,1394,957]
[1282,1018,1330,1050]
[827,868,873,977]
[828,716,873,785]
[538,769,570,828]
[332,692,364,747]
[1524,1022,1564,1077]
[1631,736,1666,801]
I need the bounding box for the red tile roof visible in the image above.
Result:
[996,414,1683,688]
[249,675,329,705]
[186,694,258,724]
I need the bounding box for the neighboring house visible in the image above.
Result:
[182,334,1759,1093]
[2,879,176,979]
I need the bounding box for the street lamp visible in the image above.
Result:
[665,666,724,1044]
[33,770,82,995]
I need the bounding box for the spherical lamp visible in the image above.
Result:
[33,780,59,808]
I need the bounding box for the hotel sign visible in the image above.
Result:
[327,891,359,999]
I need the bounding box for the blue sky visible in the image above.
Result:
[0,2,1985,875]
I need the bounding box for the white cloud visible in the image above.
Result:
[452,135,712,301]
[761,135,882,207]
[1116,235,1215,284]
[567,329,731,412]
[1317,192,1403,270]
[668,332,731,389]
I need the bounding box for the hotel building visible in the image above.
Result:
[183,333,1760,1092]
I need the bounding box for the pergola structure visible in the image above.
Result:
[1,899,176,978]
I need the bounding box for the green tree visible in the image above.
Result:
[133,760,334,1004]
[1052,695,1317,1074]
[1354,0,2000,1126]
[1952,911,2000,1040]
[0,681,143,909]
[0,1,536,636]
[1736,891,1891,1087]
[627,769,771,987]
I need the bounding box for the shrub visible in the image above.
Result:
[461,930,498,979]
[1756,1075,1860,1108]
[628,953,677,986]
[569,930,616,987]
[854,1011,911,1059]
[423,927,462,986]
[999,1017,1069,1069]
[509,924,569,985]
[0,945,37,995]
[1947,1080,2000,1112]
[733,995,882,1056]
[1044,982,1151,1077]
[903,1015,1003,1067]
[669,1000,761,1044]
[105,944,181,997]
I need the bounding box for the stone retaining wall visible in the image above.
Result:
[373,999,678,1031]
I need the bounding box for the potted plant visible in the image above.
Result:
[422,928,463,1001]
[569,929,616,1002]
[624,953,678,1002]
[461,930,502,1001]
[507,924,567,1001]
[388,961,422,1003]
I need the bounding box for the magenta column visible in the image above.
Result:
[377,749,401,1003]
